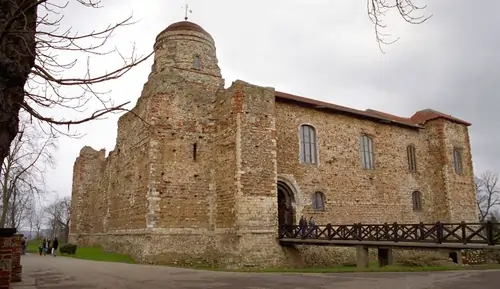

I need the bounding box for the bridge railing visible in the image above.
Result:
[278,221,500,245]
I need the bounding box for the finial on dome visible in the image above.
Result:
[182,4,192,21]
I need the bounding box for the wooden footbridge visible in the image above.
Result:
[278,221,500,268]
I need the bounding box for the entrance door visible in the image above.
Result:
[277,182,294,228]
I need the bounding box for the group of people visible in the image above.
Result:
[38,237,59,256]
[298,215,317,237]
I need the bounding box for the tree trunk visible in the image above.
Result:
[9,186,17,228]
[0,0,38,166]
[0,167,11,228]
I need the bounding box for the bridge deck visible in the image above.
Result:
[278,222,500,249]
[279,238,500,250]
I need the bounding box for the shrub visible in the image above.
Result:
[59,243,78,255]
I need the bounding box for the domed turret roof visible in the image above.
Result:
[160,21,211,37]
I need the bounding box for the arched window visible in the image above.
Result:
[299,125,317,164]
[412,191,422,212]
[193,55,201,69]
[453,147,463,174]
[312,191,325,211]
[360,134,374,169]
[407,145,417,172]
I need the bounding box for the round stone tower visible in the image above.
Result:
[141,20,225,245]
[150,21,223,89]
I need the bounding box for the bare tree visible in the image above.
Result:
[0,0,153,167]
[368,0,431,52]
[31,203,45,239]
[476,171,500,222]
[45,196,71,243]
[7,184,33,228]
[0,114,55,228]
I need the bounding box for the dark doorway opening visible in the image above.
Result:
[277,181,295,230]
[449,252,459,264]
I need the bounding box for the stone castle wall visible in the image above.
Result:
[442,121,477,222]
[274,101,477,224]
[69,21,478,269]
[272,101,477,266]
[70,82,152,236]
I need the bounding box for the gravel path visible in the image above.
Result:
[14,254,500,289]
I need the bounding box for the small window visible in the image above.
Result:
[360,134,374,169]
[193,55,201,69]
[412,191,422,212]
[407,145,417,172]
[299,125,317,164]
[312,192,325,211]
[453,148,463,174]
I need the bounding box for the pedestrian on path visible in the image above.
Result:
[52,237,59,256]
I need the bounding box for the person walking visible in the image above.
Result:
[52,237,59,256]
[308,216,316,238]
[20,238,26,255]
[42,238,47,256]
[299,216,307,238]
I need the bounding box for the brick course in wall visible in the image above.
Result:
[0,247,12,289]
[0,235,23,288]
[69,20,478,268]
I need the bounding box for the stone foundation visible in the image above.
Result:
[290,246,455,268]
[463,249,500,265]
[71,231,289,268]
[71,232,471,269]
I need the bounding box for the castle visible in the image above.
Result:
[69,20,478,268]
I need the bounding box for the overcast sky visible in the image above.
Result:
[37,0,499,199]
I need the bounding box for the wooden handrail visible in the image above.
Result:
[278,221,500,245]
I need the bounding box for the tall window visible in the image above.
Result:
[453,147,463,174]
[412,191,422,212]
[407,145,417,172]
[299,125,317,164]
[312,192,325,211]
[193,55,201,69]
[360,135,374,169]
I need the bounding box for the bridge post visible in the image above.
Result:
[486,221,495,245]
[377,247,393,267]
[356,246,369,268]
[436,221,443,244]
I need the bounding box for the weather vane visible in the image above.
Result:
[182,4,192,21]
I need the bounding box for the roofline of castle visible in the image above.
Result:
[275,91,471,128]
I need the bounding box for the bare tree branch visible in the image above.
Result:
[0,113,56,228]
[44,195,71,242]
[476,171,500,222]
[0,0,152,166]
[367,0,432,52]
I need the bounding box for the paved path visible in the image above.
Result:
[14,254,500,289]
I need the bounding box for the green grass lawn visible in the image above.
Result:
[26,239,135,264]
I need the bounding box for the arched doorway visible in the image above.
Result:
[277,181,295,228]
